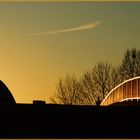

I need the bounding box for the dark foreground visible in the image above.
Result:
[0,104,140,138]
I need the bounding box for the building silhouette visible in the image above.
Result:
[0,78,140,138]
[0,80,16,106]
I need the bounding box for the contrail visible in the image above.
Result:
[27,20,103,37]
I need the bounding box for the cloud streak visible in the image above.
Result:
[27,20,103,37]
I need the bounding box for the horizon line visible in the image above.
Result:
[0,0,139,2]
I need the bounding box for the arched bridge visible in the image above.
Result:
[101,76,140,106]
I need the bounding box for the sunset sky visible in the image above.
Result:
[0,2,140,103]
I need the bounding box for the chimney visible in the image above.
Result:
[33,100,46,105]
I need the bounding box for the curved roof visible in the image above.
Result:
[0,80,16,106]
[101,76,140,106]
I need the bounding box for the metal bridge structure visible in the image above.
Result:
[101,76,140,106]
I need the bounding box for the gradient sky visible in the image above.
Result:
[0,2,140,103]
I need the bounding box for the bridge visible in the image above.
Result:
[101,76,140,106]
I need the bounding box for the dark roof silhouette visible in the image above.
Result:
[0,80,16,106]
[0,80,140,138]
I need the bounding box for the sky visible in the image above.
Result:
[0,2,140,103]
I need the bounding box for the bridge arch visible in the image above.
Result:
[101,76,140,106]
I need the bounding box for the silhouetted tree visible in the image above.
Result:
[50,48,140,105]
[51,62,114,105]
[110,65,122,89]
[92,62,112,100]
[51,74,86,105]
[80,62,112,104]
[80,71,96,105]
[119,48,140,81]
